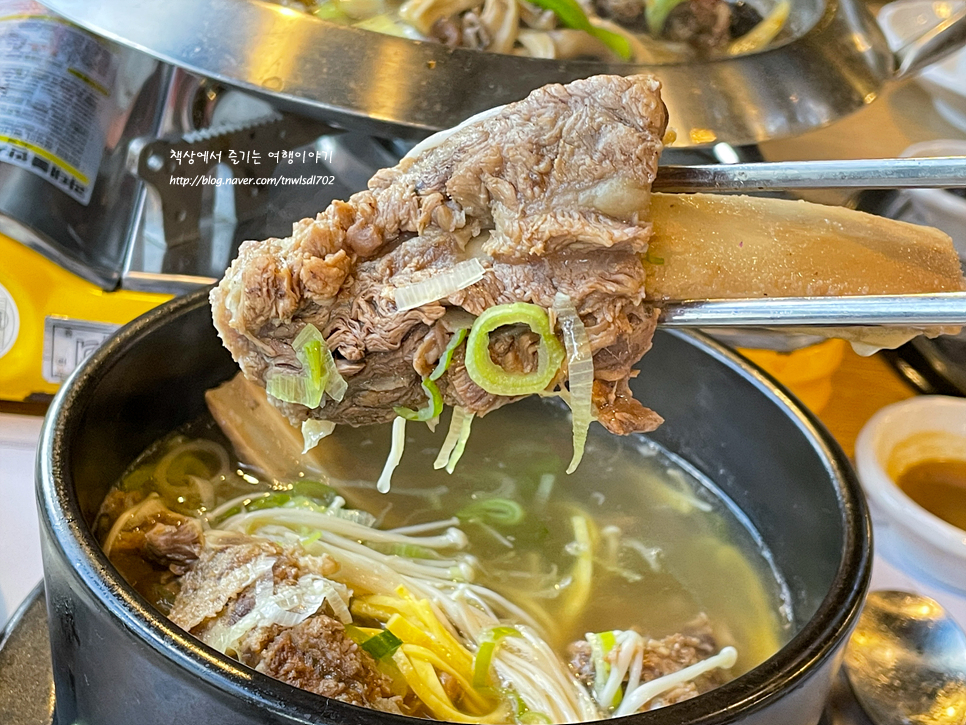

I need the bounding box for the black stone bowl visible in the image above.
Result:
[36,289,871,725]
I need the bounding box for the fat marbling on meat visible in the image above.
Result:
[211,74,668,435]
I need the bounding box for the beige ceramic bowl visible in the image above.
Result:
[855,396,966,591]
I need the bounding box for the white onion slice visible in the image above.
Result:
[554,293,595,474]
[321,345,348,402]
[394,259,487,311]
[301,419,336,453]
[377,416,408,493]
[434,407,468,470]
[445,411,474,474]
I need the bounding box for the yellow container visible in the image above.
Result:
[738,339,847,413]
[0,234,171,401]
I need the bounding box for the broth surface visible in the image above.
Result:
[104,396,791,678]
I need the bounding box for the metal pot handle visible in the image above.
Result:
[892,3,966,79]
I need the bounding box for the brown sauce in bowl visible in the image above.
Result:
[896,459,966,532]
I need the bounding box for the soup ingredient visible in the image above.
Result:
[554,292,594,473]
[107,480,737,721]
[528,0,632,58]
[724,0,787,54]
[395,258,487,311]
[99,392,792,721]
[211,74,668,444]
[569,622,735,712]
[278,0,785,60]
[463,303,565,396]
[205,375,333,481]
[378,416,409,492]
[434,405,474,471]
[896,458,966,531]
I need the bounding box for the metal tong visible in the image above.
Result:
[659,293,966,328]
[653,156,966,192]
[652,155,966,328]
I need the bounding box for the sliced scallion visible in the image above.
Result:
[394,378,443,422]
[457,498,525,527]
[464,303,565,397]
[394,259,487,311]
[301,419,336,453]
[430,328,469,382]
[472,626,523,688]
[434,407,468,470]
[268,324,330,409]
[360,629,404,660]
[529,0,632,59]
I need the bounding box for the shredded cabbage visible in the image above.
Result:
[301,419,336,453]
[394,259,487,311]
[554,293,595,474]
[464,303,565,397]
[378,417,408,493]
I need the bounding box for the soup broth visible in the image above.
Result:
[102,397,790,680]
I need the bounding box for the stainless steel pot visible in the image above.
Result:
[37,289,870,725]
[36,0,966,144]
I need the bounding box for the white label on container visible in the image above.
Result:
[43,316,119,383]
[0,281,18,359]
[0,1,118,204]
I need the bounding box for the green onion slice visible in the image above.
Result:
[472,626,523,688]
[394,378,443,422]
[644,0,688,33]
[360,629,404,660]
[464,303,565,397]
[457,498,525,527]
[553,293,595,474]
[529,0,632,59]
[435,407,469,471]
[588,630,618,703]
[267,324,335,409]
[430,328,469,382]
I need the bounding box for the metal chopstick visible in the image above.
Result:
[658,293,966,327]
[653,157,966,192]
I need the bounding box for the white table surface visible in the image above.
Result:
[0,413,44,630]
